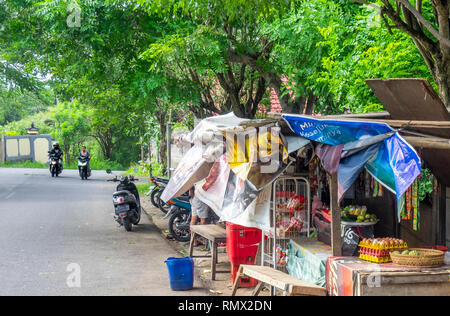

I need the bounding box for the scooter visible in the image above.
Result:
[77,157,91,180]
[165,196,220,242]
[164,196,192,242]
[108,174,141,232]
[146,177,169,209]
[48,152,63,177]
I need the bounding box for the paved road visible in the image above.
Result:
[0,168,207,296]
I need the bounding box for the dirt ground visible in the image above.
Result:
[141,198,269,296]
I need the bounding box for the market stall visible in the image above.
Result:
[327,257,450,296]
[161,80,449,295]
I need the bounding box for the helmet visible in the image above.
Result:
[53,142,59,148]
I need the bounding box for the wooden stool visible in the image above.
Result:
[231,265,327,296]
[189,224,227,280]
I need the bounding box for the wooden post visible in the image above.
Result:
[433,180,447,245]
[329,172,342,256]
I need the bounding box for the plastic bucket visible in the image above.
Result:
[165,257,194,291]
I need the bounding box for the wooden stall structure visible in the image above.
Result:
[265,78,449,295]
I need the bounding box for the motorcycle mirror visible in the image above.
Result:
[106,169,112,174]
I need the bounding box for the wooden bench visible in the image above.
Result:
[189,224,228,280]
[231,265,327,296]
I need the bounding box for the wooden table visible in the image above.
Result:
[327,257,450,296]
[232,265,327,296]
[189,224,228,280]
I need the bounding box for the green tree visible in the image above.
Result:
[50,100,91,164]
[354,0,450,109]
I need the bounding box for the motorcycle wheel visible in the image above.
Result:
[150,189,160,208]
[51,166,56,177]
[82,168,87,180]
[132,208,141,225]
[157,191,170,214]
[168,209,191,242]
[123,217,132,232]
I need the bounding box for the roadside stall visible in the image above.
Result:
[161,79,450,296]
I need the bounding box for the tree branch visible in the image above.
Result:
[397,0,450,48]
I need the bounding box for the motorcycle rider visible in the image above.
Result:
[77,145,91,179]
[78,146,91,166]
[49,142,64,171]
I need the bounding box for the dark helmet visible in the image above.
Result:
[53,142,60,149]
[120,176,130,184]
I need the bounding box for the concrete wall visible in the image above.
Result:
[2,135,51,163]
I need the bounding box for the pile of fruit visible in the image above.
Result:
[341,205,377,223]
[358,238,408,263]
[391,249,419,256]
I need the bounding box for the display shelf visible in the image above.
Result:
[261,175,311,275]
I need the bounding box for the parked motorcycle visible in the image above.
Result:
[165,196,219,242]
[146,177,169,209]
[165,196,192,242]
[48,152,63,177]
[77,157,91,180]
[108,174,141,232]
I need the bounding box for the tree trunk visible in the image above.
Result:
[435,59,450,109]
[156,108,167,173]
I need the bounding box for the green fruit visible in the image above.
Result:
[357,215,365,221]
[409,250,419,256]
[365,214,371,219]
[392,251,400,255]
[401,250,410,255]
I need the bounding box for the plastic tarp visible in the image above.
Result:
[282,114,421,219]
[159,145,214,202]
[161,112,308,230]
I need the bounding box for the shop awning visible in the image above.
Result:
[160,113,310,230]
[366,78,450,187]
[282,114,421,218]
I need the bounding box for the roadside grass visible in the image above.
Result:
[0,160,48,169]
[136,181,152,195]
[0,158,124,171]
[123,161,165,178]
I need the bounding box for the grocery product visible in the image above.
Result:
[341,205,377,223]
[358,238,408,263]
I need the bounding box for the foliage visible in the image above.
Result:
[418,168,434,202]
[1,0,448,173]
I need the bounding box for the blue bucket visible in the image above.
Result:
[165,257,194,291]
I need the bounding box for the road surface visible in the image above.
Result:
[0,168,207,296]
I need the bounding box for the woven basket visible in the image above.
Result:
[390,248,445,268]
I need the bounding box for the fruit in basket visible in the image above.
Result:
[392,250,400,255]
[409,250,420,256]
[401,250,410,255]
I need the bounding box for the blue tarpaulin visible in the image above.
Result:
[282,114,421,219]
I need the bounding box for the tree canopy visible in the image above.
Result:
[0,0,447,170]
